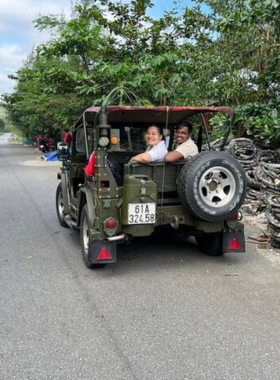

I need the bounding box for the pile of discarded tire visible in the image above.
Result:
[204,137,280,247]
[266,195,280,248]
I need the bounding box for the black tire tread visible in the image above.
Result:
[55,183,69,228]
[178,151,246,222]
[195,232,225,256]
[80,204,106,269]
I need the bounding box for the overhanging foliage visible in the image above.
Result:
[1,0,280,146]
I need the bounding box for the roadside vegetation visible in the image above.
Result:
[0,0,280,147]
[0,106,13,135]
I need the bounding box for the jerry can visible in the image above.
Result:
[121,175,158,236]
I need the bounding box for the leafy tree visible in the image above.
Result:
[0,118,5,131]
[1,0,280,147]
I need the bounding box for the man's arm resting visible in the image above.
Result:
[164,151,184,162]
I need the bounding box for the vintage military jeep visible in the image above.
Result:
[56,105,246,268]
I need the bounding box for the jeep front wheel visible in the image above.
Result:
[56,183,69,228]
[80,204,106,269]
[178,151,246,222]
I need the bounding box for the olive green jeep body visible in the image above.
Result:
[56,105,246,268]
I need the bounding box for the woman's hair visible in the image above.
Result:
[147,124,165,141]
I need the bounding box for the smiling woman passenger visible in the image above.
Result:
[129,125,167,163]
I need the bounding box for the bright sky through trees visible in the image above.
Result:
[0,0,196,95]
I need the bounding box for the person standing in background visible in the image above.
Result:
[63,128,72,148]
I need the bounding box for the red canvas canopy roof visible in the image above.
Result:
[74,105,234,127]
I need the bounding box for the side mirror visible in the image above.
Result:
[57,142,70,160]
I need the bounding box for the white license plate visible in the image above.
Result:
[128,203,156,224]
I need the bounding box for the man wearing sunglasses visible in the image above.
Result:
[164,121,198,162]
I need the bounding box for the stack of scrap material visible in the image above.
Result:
[203,138,280,247]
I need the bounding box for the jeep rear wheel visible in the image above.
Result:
[56,183,69,228]
[80,204,106,269]
[178,151,246,222]
[195,232,225,256]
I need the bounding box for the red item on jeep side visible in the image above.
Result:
[85,152,96,176]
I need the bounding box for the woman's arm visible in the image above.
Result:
[130,152,152,163]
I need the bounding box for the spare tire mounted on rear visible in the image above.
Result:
[178,151,247,222]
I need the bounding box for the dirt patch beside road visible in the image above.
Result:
[242,203,280,268]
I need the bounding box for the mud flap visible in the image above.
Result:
[91,240,117,264]
[223,230,245,253]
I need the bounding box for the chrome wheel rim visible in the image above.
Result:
[58,191,64,217]
[198,166,236,208]
[82,216,89,257]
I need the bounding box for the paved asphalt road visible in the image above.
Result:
[1,134,280,380]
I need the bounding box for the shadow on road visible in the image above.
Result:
[66,225,244,277]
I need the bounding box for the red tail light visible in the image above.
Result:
[227,213,238,222]
[104,218,118,229]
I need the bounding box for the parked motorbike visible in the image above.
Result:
[39,137,49,153]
